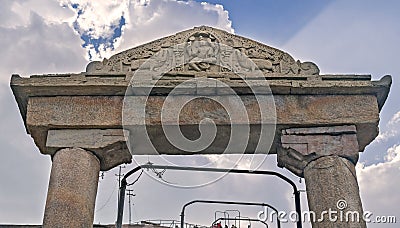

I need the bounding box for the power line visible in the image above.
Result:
[127,170,143,186]
[95,180,118,212]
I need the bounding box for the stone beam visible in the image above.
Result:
[26,94,379,155]
[278,125,366,227]
[11,74,391,156]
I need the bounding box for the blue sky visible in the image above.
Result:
[70,0,334,60]
[0,0,399,227]
[192,0,333,45]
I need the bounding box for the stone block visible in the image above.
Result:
[278,125,359,177]
[46,129,131,171]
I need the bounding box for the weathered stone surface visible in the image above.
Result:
[10,73,392,122]
[304,156,366,228]
[278,126,366,227]
[85,26,320,76]
[283,125,357,135]
[46,129,132,171]
[43,148,100,228]
[278,125,359,177]
[26,95,379,128]
[281,126,359,158]
[26,94,379,155]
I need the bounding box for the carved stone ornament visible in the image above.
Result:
[86,26,319,77]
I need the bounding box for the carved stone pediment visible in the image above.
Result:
[86,26,320,77]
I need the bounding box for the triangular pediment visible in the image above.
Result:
[86,26,319,76]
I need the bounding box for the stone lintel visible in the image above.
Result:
[10,74,392,122]
[278,125,359,177]
[46,129,132,171]
[26,94,379,155]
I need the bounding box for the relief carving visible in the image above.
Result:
[186,33,218,72]
[86,26,320,77]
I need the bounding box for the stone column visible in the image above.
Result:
[278,125,366,228]
[43,129,132,227]
[43,148,100,228]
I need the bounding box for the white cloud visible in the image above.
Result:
[58,0,131,59]
[60,0,130,39]
[0,0,74,28]
[375,130,398,143]
[112,0,233,58]
[385,144,400,163]
[0,12,86,84]
[375,110,400,143]
[2,0,234,62]
[0,4,86,222]
[388,111,400,125]
[53,0,233,60]
[357,145,400,227]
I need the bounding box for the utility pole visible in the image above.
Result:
[127,189,136,225]
[115,165,126,202]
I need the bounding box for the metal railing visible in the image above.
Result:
[116,164,301,228]
[212,217,269,228]
[180,200,280,228]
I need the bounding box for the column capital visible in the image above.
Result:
[46,129,132,171]
[277,125,359,177]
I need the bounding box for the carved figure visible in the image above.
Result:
[233,50,273,72]
[85,26,320,77]
[85,61,103,72]
[145,48,171,71]
[186,34,218,71]
[172,45,185,71]
[299,61,320,75]
[252,59,273,72]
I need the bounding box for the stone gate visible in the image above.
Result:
[11,26,391,227]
